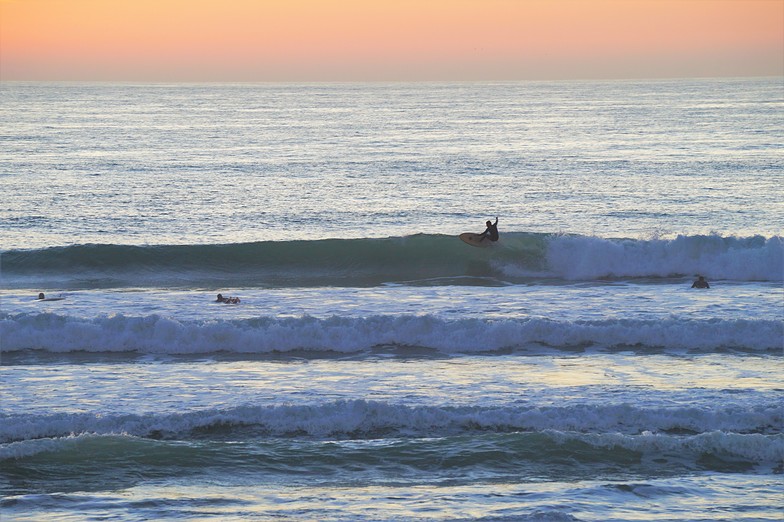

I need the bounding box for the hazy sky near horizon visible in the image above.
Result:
[1,0,782,82]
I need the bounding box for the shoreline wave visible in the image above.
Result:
[3,428,781,475]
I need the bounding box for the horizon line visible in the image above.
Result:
[2,74,782,85]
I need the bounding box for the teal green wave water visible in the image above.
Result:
[2,233,780,288]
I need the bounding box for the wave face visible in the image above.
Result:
[2,233,781,289]
[2,313,781,354]
[5,432,781,487]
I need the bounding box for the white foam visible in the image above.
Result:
[535,234,784,281]
[1,312,781,354]
[573,430,784,464]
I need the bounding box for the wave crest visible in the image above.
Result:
[2,400,780,444]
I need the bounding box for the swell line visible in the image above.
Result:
[2,233,781,289]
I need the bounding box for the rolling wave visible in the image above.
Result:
[2,312,781,354]
[0,401,784,473]
[5,432,780,487]
[2,400,780,444]
[1,233,781,289]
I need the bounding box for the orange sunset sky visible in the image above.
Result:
[1,0,782,82]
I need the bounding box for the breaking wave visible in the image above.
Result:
[2,401,782,474]
[1,233,781,289]
[3,400,781,444]
[2,312,781,354]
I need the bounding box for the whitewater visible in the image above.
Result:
[1,78,783,521]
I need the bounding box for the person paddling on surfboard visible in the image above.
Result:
[216,293,241,304]
[37,292,65,301]
[478,217,499,242]
[691,275,710,289]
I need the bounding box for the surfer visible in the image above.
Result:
[478,217,499,242]
[216,293,241,304]
[37,292,65,301]
[691,276,710,289]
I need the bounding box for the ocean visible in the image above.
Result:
[1,78,782,521]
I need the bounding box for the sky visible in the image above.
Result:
[1,0,782,82]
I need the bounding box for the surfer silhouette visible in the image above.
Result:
[691,276,710,289]
[478,217,499,242]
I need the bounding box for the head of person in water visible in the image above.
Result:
[216,293,224,301]
[38,292,45,300]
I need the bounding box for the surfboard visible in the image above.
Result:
[459,233,492,247]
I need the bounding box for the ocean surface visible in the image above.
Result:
[1,78,783,521]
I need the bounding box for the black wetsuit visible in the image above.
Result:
[479,218,499,242]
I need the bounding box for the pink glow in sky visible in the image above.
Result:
[1,0,782,81]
